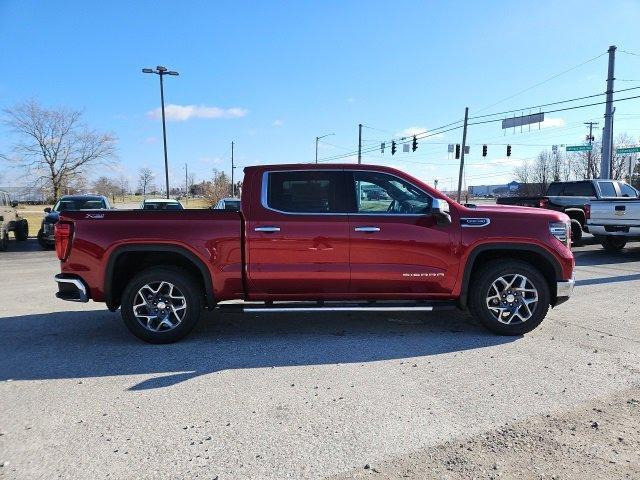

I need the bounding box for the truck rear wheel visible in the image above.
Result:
[0,230,8,251]
[15,219,28,241]
[600,236,626,252]
[570,219,582,246]
[469,260,550,336]
[120,266,203,344]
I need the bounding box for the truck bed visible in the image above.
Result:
[58,209,245,303]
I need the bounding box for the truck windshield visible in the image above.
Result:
[54,199,106,211]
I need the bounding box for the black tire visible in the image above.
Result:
[0,230,8,251]
[37,229,54,250]
[120,266,203,344]
[570,219,582,246]
[15,219,28,241]
[469,260,550,336]
[600,236,626,252]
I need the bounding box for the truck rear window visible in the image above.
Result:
[558,182,596,196]
[266,171,348,213]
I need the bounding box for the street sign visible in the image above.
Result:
[501,112,544,130]
[566,145,593,152]
[616,146,640,154]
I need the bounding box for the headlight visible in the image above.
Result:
[549,221,570,247]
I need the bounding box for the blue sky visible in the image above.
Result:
[1,0,639,191]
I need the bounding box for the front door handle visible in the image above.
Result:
[354,226,380,233]
[255,226,281,233]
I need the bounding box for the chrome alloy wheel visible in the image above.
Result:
[485,274,539,325]
[133,281,187,332]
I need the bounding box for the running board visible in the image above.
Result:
[217,300,457,313]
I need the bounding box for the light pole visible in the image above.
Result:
[315,133,335,163]
[142,65,179,198]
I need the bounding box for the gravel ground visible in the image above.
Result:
[0,236,639,479]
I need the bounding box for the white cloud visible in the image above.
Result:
[144,136,157,144]
[347,97,356,104]
[539,117,565,129]
[395,126,443,139]
[272,119,284,127]
[199,156,223,165]
[147,104,248,121]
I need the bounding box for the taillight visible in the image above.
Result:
[55,222,73,261]
[538,198,549,209]
[584,204,591,220]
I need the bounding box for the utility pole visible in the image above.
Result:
[456,107,469,203]
[357,123,363,164]
[184,163,188,205]
[584,122,598,178]
[231,141,235,197]
[600,45,616,179]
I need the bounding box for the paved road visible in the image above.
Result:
[0,238,639,479]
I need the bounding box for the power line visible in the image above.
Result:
[474,51,608,113]
[468,85,640,121]
[467,94,640,127]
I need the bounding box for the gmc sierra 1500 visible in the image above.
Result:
[54,164,575,343]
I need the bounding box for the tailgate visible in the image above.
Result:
[588,199,640,226]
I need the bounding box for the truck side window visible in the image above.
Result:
[353,171,432,214]
[562,182,596,196]
[266,171,349,213]
[598,181,617,197]
[619,183,638,198]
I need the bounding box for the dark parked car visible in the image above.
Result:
[38,195,111,249]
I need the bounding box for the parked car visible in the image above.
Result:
[140,198,184,210]
[586,197,640,251]
[38,195,111,249]
[0,190,29,251]
[53,164,575,343]
[496,179,638,244]
[213,198,241,211]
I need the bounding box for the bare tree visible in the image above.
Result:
[138,168,154,197]
[204,170,231,206]
[2,100,117,201]
[531,151,552,194]
[93,176,119,202]
[117,175,130,201]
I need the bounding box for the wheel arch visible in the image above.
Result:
[104,244,215,311]
[458,243,562,310]
[563,208,586,226]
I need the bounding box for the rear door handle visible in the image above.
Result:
[354,226,380,233]
[254,226,281,233]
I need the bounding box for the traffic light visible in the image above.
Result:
[391,141,397,155]
[506,145,512,157]
[412,135,418,152]
[455,144,460,159]
[482,145,487,157]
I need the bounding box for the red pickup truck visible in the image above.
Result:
[54,164,575,343]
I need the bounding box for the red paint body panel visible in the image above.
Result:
[59,210,243,302]
[57,164,574,307]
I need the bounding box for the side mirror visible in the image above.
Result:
[10,201,18,208]
[431,198,451,225]
[44,207,52,213]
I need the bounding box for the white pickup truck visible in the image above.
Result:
[587,192,640,251]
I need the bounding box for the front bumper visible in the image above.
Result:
[54,274,89,303]
[555,273,575,305]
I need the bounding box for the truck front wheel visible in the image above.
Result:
[469,260,550,336]
[120,266,203,344]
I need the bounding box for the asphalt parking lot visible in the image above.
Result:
[1,237,639,479]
